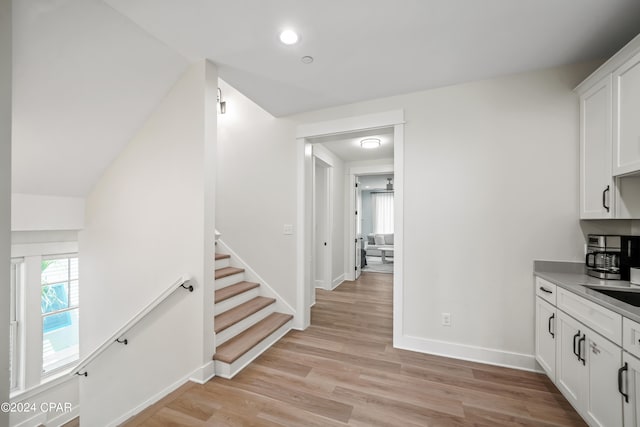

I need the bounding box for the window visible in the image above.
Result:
[372,192,394,234]
[41,256,79,374]
[9,259,22,391]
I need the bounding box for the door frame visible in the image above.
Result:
[347,164,394,281]
[295,110,405,341]
[312,152,333,295]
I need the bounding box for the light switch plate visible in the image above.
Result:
[283,224,294,235]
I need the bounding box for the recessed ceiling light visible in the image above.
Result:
[279,29,299,45]
[301,56,314,64]
[360,138,381,149]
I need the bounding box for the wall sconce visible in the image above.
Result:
[217,88,226,114]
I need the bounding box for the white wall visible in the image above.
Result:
[11,194,84,231]
[78,61,217,426]
[0,0,11,423]
[217,79,298,306]
[291,62,600,368]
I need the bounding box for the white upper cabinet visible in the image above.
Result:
[580,76,614,218]
[613,50,640,176]
[577,33,640,219]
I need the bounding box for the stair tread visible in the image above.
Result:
[215,253,231,260]
[214,296,275,333]
[215,281,260,303]
[215,266,244,280]
[214,312,293,364]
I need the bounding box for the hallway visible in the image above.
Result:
[123,272,584,426]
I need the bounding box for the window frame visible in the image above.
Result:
[40,254,80,377]
[9,258,24,392]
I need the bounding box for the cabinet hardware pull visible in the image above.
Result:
[578,334,586,365]
[548,313,555,338]
[618,362,629,403]
[573,331,581,360]
[539,287,552,294]
[602,185,610,213]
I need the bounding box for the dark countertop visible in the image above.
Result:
[534,260,640,324]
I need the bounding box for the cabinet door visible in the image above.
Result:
[584,332,623,427]
[580,76,615,218]
[623,352,640,427]
[535,298,556,381]
[556,311,587,411]
[613,51,640,176]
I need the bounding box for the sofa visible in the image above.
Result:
[364,233,394,258]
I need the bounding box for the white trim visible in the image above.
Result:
[11,242,78,258]
[392,123,404,345]
[296,110,405,333]
[12,405,79,427]
[107,371,197,427]
[49,405,80,427]
[10,367,76,402]
[296,110,405,138]
[395,334,541,373]
[575,32,640,94]
[216,239,295,315]
[13,411,46,427]
[188,361,215,385]
[348,163,394,175]
[331,274,345,290]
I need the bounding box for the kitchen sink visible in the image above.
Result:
[588,287,640,307]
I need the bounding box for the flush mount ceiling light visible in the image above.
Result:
[360,138,381,149]
[279,29,299,45]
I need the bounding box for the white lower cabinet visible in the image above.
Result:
[554,307,623,426]
[623,352,640,427]
[535,297,556,380]
[556,311,587,410]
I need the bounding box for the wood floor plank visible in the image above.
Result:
[122,272,585,426]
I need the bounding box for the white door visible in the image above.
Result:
[580,76,614,218]
[314,161,328,291]
[623,352,640,427]
[613,51,640,176]
[535,298,556,381]
[556,311,587,412]
[354,178,362,279]
[584,331,623,427]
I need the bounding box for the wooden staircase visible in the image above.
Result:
[213,252,293,378]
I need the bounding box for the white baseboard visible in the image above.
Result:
[394,334,541,373]
[51,405,79,427]
[107,361,213,427]
[331,274,345,290]
[189,361,216,384]
[13,412,46,427]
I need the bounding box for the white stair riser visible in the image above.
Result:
[216,304,275,346]
[215,287,260,315]
[215,272,245,290]
[215,320,293,379]
[215,258,231,269]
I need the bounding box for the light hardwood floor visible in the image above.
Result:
[122,272,585,426]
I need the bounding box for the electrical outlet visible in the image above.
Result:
[442,313,451,326]
[283,224,294,235]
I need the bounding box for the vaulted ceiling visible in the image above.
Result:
[12,0,640,197]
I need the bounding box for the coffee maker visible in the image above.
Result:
[586,234,640,280]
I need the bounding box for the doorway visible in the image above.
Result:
[312,154,332,303]
[295,110,405,340]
